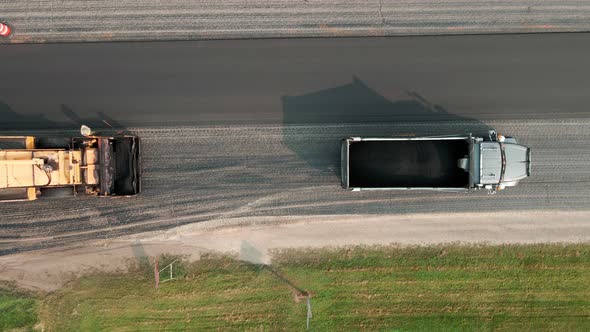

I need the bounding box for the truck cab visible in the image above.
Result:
[469,134,531,192]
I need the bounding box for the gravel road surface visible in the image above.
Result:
[0,119,588,255]
[2,1,589,44]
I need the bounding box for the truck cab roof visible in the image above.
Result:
[503,143,531,183]
[472,141,531,188]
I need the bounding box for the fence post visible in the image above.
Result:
[154,259,159,288]
[306,295,312,330]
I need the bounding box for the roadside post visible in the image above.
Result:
[154,259,159,288]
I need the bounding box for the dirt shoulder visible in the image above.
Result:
[1,210,589,291]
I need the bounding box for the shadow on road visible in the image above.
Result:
[0,100,128,135]
[282,77,492,173]
[0,100,59,130]
[61,104,128,133]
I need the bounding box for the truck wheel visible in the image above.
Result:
[36,137,71,149]
[39,187,75,198]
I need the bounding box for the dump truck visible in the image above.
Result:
[0,132,140,202]
[341,131,530,193]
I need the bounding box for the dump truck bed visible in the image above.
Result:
[343,137,470,190]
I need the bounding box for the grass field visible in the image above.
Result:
[0,284,38,331]
[38,244,590,331]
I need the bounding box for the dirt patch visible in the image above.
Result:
[1,211,589,291]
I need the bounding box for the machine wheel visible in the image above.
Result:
[36,137,72,149]
[40,187,76,198]
[0,137,28,149]
[0,188,30,201]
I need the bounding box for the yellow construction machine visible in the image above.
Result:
[0,130,140,202]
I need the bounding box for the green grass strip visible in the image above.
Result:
[39,244,590,331]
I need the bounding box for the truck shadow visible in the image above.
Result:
[0,100,128,135]
[282,77,493,174]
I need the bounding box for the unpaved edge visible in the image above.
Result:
[1,210,589,291]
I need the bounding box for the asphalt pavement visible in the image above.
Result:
[2,33,590,128]
[0,33,589,255]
